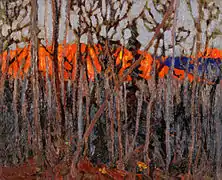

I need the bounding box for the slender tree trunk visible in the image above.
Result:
[144,84,155,176]
[51,0,66,142]
[188,0,202,174]
[31,0,42,159]
[13,76,20,162]
[110,93,115,163]
[164,0,179,171]
[215,84,222,179]
[123,82,129,156]
[77,65,84,141]
[116,90,124,169]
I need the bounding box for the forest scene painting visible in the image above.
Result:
[0,0,222,179]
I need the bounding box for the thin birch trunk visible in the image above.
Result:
[215,83,222,179]
[123,82,129,156]
[45,56,53,159]
[144,80,156,176]
[105,78,112,161]
[77,65,84,141]
[21,77,28,159]
[188,0,202,174]
[164,0,179,171]
[129,86,143,153]
[13,73,20,162]
[116,90,124,169]
[109,93,115,163]
[194,84,203,172]
[13,57,26,161]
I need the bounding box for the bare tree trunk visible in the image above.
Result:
[164,78,173,172]
[144,82,155,176]
[215,84,222,179]
[13,76,20,163]
[109,93,115,163]
[84,79,90,156]
[164,0,179,171]
[51,0,66,142]
[194,84,203,172]
[21,77,29,159]
[31,0,42,159]
[123,82,129,156]
[130,86,143,152]
[188,0,202,174]
[116,90,124,169]
[77,65,84,141]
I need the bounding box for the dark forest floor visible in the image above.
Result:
[0,156,214,180]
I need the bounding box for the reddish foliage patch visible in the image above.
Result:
[0,157,147,180]
[1,158,38,180]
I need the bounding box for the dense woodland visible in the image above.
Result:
[0,0,222,179]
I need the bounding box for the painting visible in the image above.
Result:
[0,0,221,179]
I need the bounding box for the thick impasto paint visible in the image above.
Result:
[1,43,221,84]
[1,0,222,179]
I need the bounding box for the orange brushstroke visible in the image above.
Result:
[173,69,185,80]
[113,46,133,81]
[159,66,169,78]
[137,50,153,80]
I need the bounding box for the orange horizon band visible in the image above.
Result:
[0,43,221,83]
